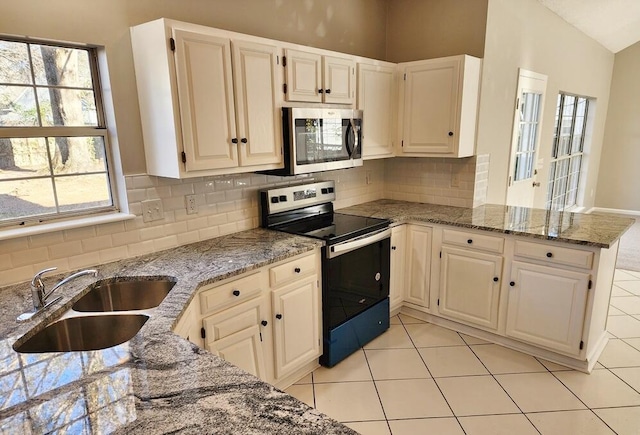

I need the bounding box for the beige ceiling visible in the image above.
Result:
[537,0,640,53]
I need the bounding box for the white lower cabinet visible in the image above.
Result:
[203,295,270,379]
[389,225,407,312]
[175,249,321,387]
[505,261,590,355]
[439,246,503,330]
[272,276,320,379]
[404,225,433,307]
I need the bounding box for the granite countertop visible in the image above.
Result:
[338,200,634,248]
[0,229,355,435]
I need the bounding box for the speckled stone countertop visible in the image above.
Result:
[0,229,355,434]
[338,200,633,248]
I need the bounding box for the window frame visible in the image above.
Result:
[546,93,589,211]
[0,36,119,228]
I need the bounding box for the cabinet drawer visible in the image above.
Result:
[269,253,317,288]
[200,272,263,315]
[514,241,594,270]
[442,229,504,254]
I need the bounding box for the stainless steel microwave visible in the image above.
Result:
[263,107,363,176]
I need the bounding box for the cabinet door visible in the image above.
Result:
[232,40,283,167]
[389,225,407,311]
[357,62,396,159]
[323,56,355,104]
[272,276,320,379]
[173,29,239,171]
[404,225,433,307]
[439,247,503,330]
[506,261,590,355]
[203,295,270,380]
[285,49,322,103]
[401,57,459,155]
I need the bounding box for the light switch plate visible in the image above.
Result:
[141,199,164,223]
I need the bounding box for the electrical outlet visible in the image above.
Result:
[185,194,198,215]
[365,171,372,185]
[141,199,164,223]
[451,173,460,188]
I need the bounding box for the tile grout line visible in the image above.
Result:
[359,347,393,434]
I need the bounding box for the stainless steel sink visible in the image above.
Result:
[13,314,149,353]
[72,279,175,312]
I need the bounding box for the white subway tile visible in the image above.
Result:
[0,237,29,254]
[195,180,216,194]
[0,254,11,269]
[164,221,188,236]
[225,189,243,201]
[49,240,84,260]
[208,214,228,226]
[96,221,126,236]
[32,258,70,275]
[81,235,113,252]
[12,248,49,267]
[162,196,186,212]
[68,251,101,270]
[177,231,200,246]
[5,265,34,286]
[64,225,97,242]
[154,235,178,251]
[187,216,209,232]
[217,201,236,214]
[131,175,156,189]
[99,246,129,263]
[127,188,147,203]
[29,232,64,248]
[124,216,145,231]
[139,225,167,241]
[127,241,155,257]
[198,227,220,240]
[218,222,238,236]
[214,178,234,190]
[111,230,141,247]
[170,182,195,196]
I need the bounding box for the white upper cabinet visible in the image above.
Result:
[397,55,481,158]
[285,49,355,104]
[130,19,283,178]
[357,61,397,159]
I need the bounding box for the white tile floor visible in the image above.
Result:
[285,269,640,434]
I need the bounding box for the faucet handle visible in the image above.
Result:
[31,267,57,288]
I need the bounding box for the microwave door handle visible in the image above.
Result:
[345,121,355,157]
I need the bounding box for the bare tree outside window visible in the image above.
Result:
[0,38,114,225]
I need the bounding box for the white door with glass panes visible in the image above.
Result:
[506,69,548,207]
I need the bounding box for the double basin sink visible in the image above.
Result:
[13,278,176,353]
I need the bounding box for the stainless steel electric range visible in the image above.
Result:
[260,180,391,367]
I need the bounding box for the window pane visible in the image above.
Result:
[0,85,39,126]
[47,137,107,174]
[55,173,112,212]
[37,88,97,127]
[0,138,50,179]
[0,178,56,220]
[0,41,32,84]
[30,45,93,88]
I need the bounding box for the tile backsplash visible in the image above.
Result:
[0,157,485,288]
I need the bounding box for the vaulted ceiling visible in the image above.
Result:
[538,0,640,53]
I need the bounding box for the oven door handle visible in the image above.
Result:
[328,228,391,259]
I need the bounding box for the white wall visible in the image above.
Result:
[477,0,614,208]
[595,41,640,212]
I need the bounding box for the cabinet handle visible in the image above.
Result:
[318,89,324,94]
[325,88,331,94]
[509,281,515,287]
[231,138,238,144]
[467,239,473,244]
[241,138,247,144]
[276,314,283,319]
[493,277,499,282]
[232,290,240,296]
[391,246,397,250]
[261,320,268,327]
[448,131,454,136]
[546,252,553,258]
[294,267,301,273]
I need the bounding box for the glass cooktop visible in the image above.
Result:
[274,213,390,244]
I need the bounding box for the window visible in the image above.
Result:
[0,38,115,227]
[546,94,589,211]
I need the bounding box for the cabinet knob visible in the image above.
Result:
[391,246,397,250]
[294,267,301,273]
[231,138,238,144]
[448,131,454,137]
[241,138,247,144]
[493,277,499,282]
[509,281,515,287]
[276,314,283,319]
[467,239,473,244]
[232,290,240,296]
[546,252,553,258]
[318,89,324,94]
[325,88,331,94]
[261,320,268,327]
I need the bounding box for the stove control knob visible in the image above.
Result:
[321,188,328,194]
[328,187,335,193]
[270,197,279,204]
[279,195,287,202]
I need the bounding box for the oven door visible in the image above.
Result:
[323,229,391,330]
[288,107,363,174]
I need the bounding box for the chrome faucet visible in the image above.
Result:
[31,267,98,310]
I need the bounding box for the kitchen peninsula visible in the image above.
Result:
[0,201,632,433]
